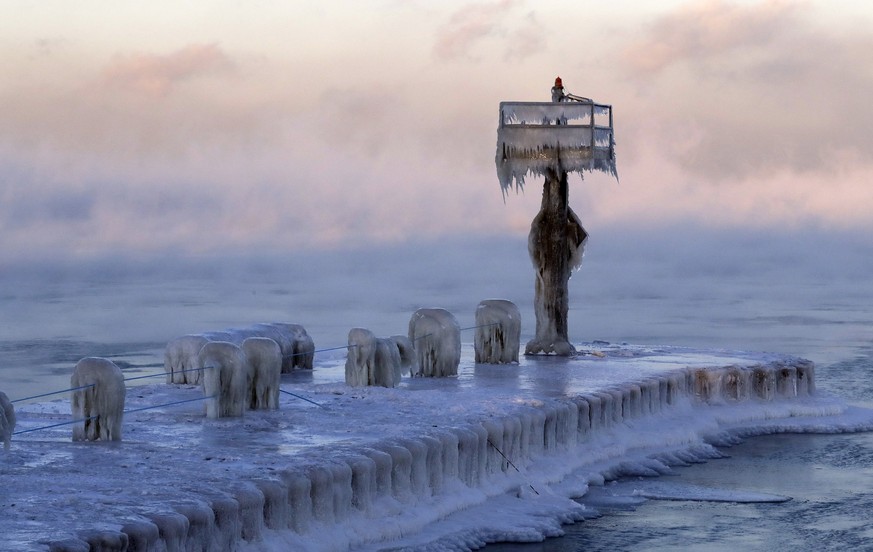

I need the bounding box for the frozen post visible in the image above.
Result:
[495,77,616,355]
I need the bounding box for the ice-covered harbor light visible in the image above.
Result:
[495,77,617,356]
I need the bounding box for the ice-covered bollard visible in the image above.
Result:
[474,299,521,364]
[242,337,282,410]
[271,323,315,372]
[776,365,798,398]
[0,391,15,450]
[373,338,402,388]
[70,357,126,442]
[796,360,816,395]
[199,341,248,418]
[164,334,210,384]
[753,365,775,401]
[164,323,316,386]
[345,328,377,387]
[408,308,461,377]
[345,330,405,388]
[390,335,418,377]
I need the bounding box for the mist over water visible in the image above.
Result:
[3,223,872,398]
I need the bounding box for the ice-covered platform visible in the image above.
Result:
[5,344,873,551]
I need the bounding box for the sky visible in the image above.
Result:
[2,0,873,261]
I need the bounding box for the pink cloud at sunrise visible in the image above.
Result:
[1,0,871,260]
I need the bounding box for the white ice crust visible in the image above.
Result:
[199,341,249,419]
[70,357,126,442]
[496,101,617,194]
[5,344,873,551]
[242,337,283,410]
[408,308,462,377]
[474,299,521,364]
[165,323,314,385]
[0,391,15,450]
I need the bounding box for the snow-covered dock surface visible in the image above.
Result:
[4,343,873,552]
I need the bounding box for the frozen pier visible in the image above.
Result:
[4,344,871,551]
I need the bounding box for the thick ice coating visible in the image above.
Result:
[199,341,248,418]
[373,337,403,388]
[10,345,873,551]
[70,357,126,442]
[164,323,315,384]
[474,299,521,364]
[0,391,15,450]
[345,328,377,387]
[242,337,282,410]
[345,330,406,388]
[495,101,617,194]
[408,308,461,377]
[389,335,418,376]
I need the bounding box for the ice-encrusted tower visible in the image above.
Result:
[495,77,616,356]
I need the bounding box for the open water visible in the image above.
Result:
[1,228,872,550]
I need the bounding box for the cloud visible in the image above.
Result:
[503,11,545,61]
[2,2,872,262]
[101,43,233,97]
[622,0,798,74]
[434,0,544,60]
[616,0,873,179]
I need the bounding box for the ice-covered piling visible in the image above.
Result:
[409,308,462,377]
[70,357,126,442]
[344,330,404,388]
[164,323,315,384]
[242,337,282,410]
[0,391,15,450]
[474,299,522,364]
[199,341,248,418]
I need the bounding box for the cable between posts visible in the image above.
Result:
[11,384,96,404]
[279,389,326,409]
[12,415,98,436]
[10,322,501,410]
[487,438,540,495]
[123,395,217,415]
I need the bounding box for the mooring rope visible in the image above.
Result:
[11,384,96,404]
[459,322,500,332]
[10,321,505,410]
[123,395,217,415]
[412,322,500,342]
[124,365,214,382]
[279,389,326,409]
[487,437,540,495]
[12,415,98,436]
[11,395,218,436]
[283,344,357,360]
